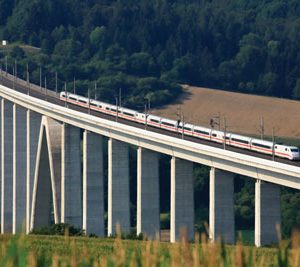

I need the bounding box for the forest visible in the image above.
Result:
[1,0,300,105]
[0,0,300,238]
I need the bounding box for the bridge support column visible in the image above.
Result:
[31,117,62,230]
[82,131,104,236]
[137,147,160,239]
[107,138,130,236]
[61,123,82,228]
[13,104,27,233]
[209,168,235,244]
[26,111,41,233]
[1,99,13,233]
[255,180,281,247]
[170,157,194,243]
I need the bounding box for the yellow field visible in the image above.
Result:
[152,85,300,139]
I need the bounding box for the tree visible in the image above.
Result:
[292,78,300,100]
[234,177,255,230]
[105,44,127,64]
[281,190,300,237]
[53,39,82,58]
[89,26,106,51]
[51,26,67,43]
[258,72,278,95]
[41,37,54,55]
[0,0,14,25]
[10,46,25,59]
[239,33,263,48]
[236,45,266,81]
[127,52,154,76]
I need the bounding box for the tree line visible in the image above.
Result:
[1,0,300,103]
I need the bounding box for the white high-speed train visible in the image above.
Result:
[60,92,300,161]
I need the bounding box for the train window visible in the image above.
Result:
[252,143,271,149]
[150,119,159,123]
[79,99,87,103]
[194,129,209,135]
[225,136,230,140]
[123,112,134,117]
[162,122,175,127]
[110,108,117,112]
[98,105,102,108]
[285,148,288,151]
[69,97,77,101]
[177,125,183,129]
[291,148,299,152]
[231,138,249,144]
[105,107,110,110]
[212,134,217,137]
[184,127,192,131]
[90,103,97,107]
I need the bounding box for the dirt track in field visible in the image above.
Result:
[152,85,300,139]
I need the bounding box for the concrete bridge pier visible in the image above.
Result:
[209,168,235,244]
[30,117,62,230]
[136,147,160,239]
[12,104,27,233]
[61,123,82,228]
[107,138,130,236]
[255,180,281,247]
[1,99,13,233]
[170,157,194,243]
[26,111,41,233]
[82,130,104,236]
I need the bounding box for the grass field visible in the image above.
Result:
[0,234,284,266]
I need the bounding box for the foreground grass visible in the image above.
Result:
[0,233,286,266]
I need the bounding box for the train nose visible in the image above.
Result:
[293,153,300,160]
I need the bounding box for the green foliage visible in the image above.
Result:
[30,223,85,236]
[234,177,255,230]
[160,213,170,230]
[123,230,144,241]
[53,39,82,57]
[258,72,279,95]
[281,189,300,237]
[10,45,25,59]
[292,79,300,100]
[1,0,300,105]
[89,26,106,51]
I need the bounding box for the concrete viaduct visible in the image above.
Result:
[0,74,300,247]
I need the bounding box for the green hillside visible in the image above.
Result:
[1,0,300,106]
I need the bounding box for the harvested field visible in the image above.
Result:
[152,85,300,139]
